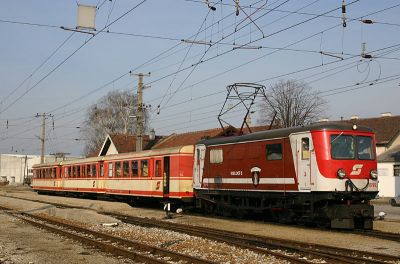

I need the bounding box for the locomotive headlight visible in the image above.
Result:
[337,168,346,179]
[370,169,378,180]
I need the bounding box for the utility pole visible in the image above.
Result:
[35,113,53,164]
[130,72,150,152]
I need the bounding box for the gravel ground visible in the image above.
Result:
[0,212,133,264]
[0,185,399,263]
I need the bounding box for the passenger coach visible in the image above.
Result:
[32,145,194,203]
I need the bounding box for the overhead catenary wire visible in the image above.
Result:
[1,1,398,153]
[0,0,148,115]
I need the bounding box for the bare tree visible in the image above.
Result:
[258,79,327,128]
[82,90,148,156]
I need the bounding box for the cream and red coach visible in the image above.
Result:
[193,122,378,229]
[32,146,194,202]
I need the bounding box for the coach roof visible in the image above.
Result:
[198,122,373,146]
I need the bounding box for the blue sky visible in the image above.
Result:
[0,0,399,155]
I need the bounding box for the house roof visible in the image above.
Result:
[152,127,232,149]
[378,145,400,163]
[95,133,163,156]
[342,115,400,145]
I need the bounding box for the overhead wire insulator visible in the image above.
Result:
[235,0,240,16]
[205,0,216,11]
[361,42,372,59]
[362,19,373,24]
[342,0,347,28]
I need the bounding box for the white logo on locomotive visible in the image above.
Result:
[251,167,261,186]
[350,164,363,176]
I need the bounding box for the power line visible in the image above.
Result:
[0,0,148,115]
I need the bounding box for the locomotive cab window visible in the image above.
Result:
[266,143,282,160]
[302,138,310,160]
[331,134,355,159]
[357,136,374,160]
[210,149,223,164]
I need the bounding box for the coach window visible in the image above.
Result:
[108,163,113,177]
[100,163,104,177]
[394,165,400,177]
[68,167,71,178]
[210,149,223,164]
[131,161,138,177]
[87,164,91,177]
[77,166,81,177]
[82,165,87,177]
[123,161,129,177]
[92,164,97,178]
[266,143,282,160]
[141,160,149,177]
[302,138,310,160]
[52,168,56,178]
[115,161,121,177]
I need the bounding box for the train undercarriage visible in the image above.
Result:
[195,189,378,229]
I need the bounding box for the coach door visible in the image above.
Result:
[292,134,312,190]
[163,156,170,196]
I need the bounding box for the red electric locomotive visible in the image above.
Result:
[193,122,378,229]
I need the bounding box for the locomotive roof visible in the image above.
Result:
[198,122,373,146]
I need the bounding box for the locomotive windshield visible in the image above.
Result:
[330,134,374,160]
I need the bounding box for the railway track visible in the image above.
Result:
[0,205,214,264]
[1,193,399,243]
[1,194,399,263]
[108,213,400,264]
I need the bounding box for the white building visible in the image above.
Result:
[0,154,80,184]
[377,146,400,197]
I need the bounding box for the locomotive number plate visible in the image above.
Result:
[368,182,377,188]
[230,171,242,176]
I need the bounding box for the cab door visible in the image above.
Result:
[193,144,206,189]
[291,134,312,190]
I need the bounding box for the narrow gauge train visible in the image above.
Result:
[32,122,378,229]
